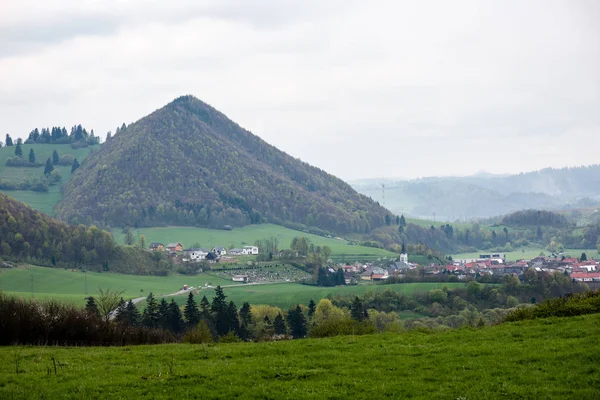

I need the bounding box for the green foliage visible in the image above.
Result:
[504,290,600,322]
[183,320,214,344]
[55,96,389,234]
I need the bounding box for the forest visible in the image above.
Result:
[0,193,169,275]
[55,96,391,235]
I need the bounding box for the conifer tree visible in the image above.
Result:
[28,149,36,164]
[199,295,212,322]
[286,305,307,338]
[226,301,240,336]
[15,143,22,157]
[351,297,366,322]
[44,158,54,176]
[167,299,184,334]
[71,158,80,173]
[85,296,100,317]
[158,298,169,329]
[142,292,160,328]
[211,286,230,336]
[307,299,316,317]
[273,313,287,335]
[239,302,252,327]
[125,299,140,326]
[183,291,200,328]
[114,298,127,324]
[52,150,59,165]
[5,134,13,146]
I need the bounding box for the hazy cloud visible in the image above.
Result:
[0,0,598,180]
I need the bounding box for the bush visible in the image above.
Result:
[309,318,376,338]
[5,157,43,167]
[57,154,75,166]
[183,320,214,344]
[504,290,600,322]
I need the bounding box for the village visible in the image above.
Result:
[146,241,600,287]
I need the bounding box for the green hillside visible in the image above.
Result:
[1,313,598,398]
[56,95,392,234]
[111,224,397,259]
[0,144,99,215]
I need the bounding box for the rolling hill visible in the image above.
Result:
[55,95,392,234]
[351,165,600,220]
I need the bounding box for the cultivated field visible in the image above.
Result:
[1,314,598,399]
[0,144,99,215]
[111,224,399,259]
[167,281,465,311]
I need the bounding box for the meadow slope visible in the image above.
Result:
[0,314,598,399]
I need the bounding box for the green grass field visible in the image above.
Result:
[1,313,598,399]
[0,144,99,215]
[0,266,231,305]
[452,247,598,261]
[112,224,398,259]
[167,281,465,311]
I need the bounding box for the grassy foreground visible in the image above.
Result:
[1,314,598,399]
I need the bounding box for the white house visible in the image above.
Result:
[242,246,259,255]
[228,248,244,256]
[232,275,249,283]
[187,248,209,262]
[212,246,227,256]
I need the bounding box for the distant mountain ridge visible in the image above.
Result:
[55,96,391,234]
[351,165,600,220]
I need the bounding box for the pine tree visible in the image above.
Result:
[5,134,13,146]
[211,286,230,336]
[85,296,100,317]
[114,298,127,324]
[44,158,54,176]
[239,302,252,326]
[307,299,316,317]
[167,299,184,333]
[273,313,287,335]
[183,291,200,328]
[399,215,406,227]
[351,297,365,322]
[28,149,36,164]
[142,292,160,328]
[336,268,345,285]
[125,299,140,326]
[286,305,307,339]
[52,150,59,165]
[199,295,212,321]
[71,158,80,173]
[15,143,22,157]
[396,215,400,225]
[158,298,169,329]
[226,301,240,336]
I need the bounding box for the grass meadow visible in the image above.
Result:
[0,313,598,399]
[166,281,465,311]
[0,266,232,305]
[452,247,598,261]
[111,224,399,260]
[0,144,99,215]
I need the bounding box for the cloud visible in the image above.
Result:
[0,0,598,180]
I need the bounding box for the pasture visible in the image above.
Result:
[0,266,231,305]
[0,314,598,399]
[111,224,398,259]
[0,144,99,215]
[167,281,465,311]
[452,247,598,262]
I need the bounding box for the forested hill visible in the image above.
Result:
[55,96,391,234]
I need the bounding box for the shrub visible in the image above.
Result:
[504,290,600,322]
[183,320,214,344]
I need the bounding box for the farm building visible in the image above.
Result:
[166,242,184,252]
[149,242,164,251]
[228,248,244,256]
[212,246,227,255]
[232,275,249,283]
[242,246,259,255]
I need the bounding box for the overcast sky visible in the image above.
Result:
[1,0,598,181]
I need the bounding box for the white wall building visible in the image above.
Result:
[242,246,259,255]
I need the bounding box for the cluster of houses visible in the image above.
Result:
[334,251,599,285]
[149,242,259,262]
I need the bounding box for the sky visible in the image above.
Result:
[0,0,599,181]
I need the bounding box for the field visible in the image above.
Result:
[167,281,465,311]
[111,224,398,260]
[452,247,598,261]
[0,144,99,215]
[1,313,598,399]
[0,266,231,305]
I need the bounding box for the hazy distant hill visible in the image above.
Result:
[351,165,600,220]
[56,96,391,234]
